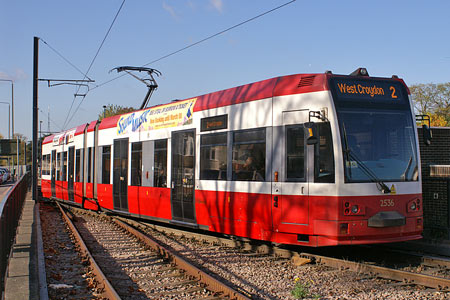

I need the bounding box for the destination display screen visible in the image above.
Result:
[330,77,406,104]
[201,114,228,132]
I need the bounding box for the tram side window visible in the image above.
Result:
[232,128,266,181]
[46,155,51,175]
[286,126,305,181]
[62,151,68,181]
[315,122,335,183]
[51,152,56,178]
[75,149,82,182]
[41,155,44,175]
[41,155,49,175]
[101,146,111,184]
[56,152,61,180]
[131,142,142,186]
[154,139,167,187]
[87,147,92,183]
[200,133,227,180]
[40,155,44,176]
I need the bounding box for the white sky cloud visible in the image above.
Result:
[0,71,9,80]
[0,69,27,81]
[186,0,196,10]
[162,1,179,20]
[210,0,223,13]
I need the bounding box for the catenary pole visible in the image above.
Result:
[32,36,39,201]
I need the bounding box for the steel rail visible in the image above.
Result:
[123,218,450,291]
[112,217,252,300]
[55,202,121,299]
[123,218,269,254]
[422,256,450,269]
[299,252,450,291]
[372,245,450,269]
[59,202,450,293]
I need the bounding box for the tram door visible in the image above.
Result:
[51,150,56,198]
[68,146,75,201]
[171,130,196,224]
[113,138,129,212]
[272,110,310,233]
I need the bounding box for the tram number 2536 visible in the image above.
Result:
[380,199,395,207]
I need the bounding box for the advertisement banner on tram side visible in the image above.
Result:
[116,98,197,135]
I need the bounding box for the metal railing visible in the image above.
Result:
[0,172,30,298]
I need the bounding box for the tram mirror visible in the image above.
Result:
[304,122,318,145]
[422,124,432,146]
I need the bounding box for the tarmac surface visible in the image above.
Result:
[0,182,14,202]
[3,192,47,300]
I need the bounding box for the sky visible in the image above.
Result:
[1,0,450,140]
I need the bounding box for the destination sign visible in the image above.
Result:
[331,78,405,103]
[201,114,228,132]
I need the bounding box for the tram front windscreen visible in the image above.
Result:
[329,77,418,183]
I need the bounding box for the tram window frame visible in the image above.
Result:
[87,147,92,183]
[75,149,82,182]
[40,155,44,175]
[154,139,167,188]
[232,128,266,181]
[314,122,335,183]
[285,125,306,182]
[200,133,227,180]
[41,154,48,175]
[56,152,61,180]
[46,155,51,175]
[51,152,56,179]
[62,151,68,181]
[131,142,142,186]
[41,155,44,175]
[101,146,111,184]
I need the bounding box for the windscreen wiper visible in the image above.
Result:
[401,155,413,181]
[342,124,391,194]
[342,123,352,179]
[347,151,391,194]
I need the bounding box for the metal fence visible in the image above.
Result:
[0,172,30,298]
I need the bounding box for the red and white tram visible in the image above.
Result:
[41,68,423,246]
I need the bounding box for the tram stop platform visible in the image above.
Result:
[4,193,47,300]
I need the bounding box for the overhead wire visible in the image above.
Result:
[40,38,93,81]
[38,108,63,131]
[89,0,296,92]
[61,0,297,127]
[64,0,296,129]
[62,0,126,129]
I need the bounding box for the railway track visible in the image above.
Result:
[121,217,450,292]
[40,201,450,299]
[56,202,250,300]
[297,252,450,292]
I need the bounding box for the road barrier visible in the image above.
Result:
[0,172,30,298]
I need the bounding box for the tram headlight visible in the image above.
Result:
[407,199,420,213]
[343,202,365,215]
